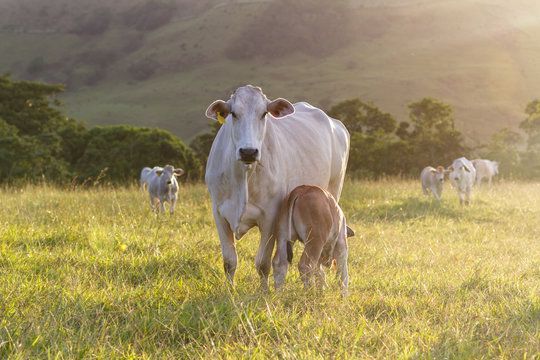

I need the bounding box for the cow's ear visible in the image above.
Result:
[430,169,437,174]
[206,100,230,121]
[462,165,471,173]
[267,98,294,118]
[174,168,185,177]
[156,170,163,176]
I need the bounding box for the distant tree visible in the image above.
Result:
[401,98,465,172]
[0,75,86,182]
[519,99,540,178]
[75,125,202,183]
[329,99,408,178]
[520,99,540,150]
[328,99,396,134]
[479,128,522,178]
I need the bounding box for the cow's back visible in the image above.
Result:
[264,102,349,201]
[421,167,435,187]
[473,159,493,178]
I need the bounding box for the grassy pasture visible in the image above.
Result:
[0,180,539,358]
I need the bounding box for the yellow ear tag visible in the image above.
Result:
[217,112,226,124]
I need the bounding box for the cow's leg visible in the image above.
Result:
[170,195,177,215]
[488,176,492,187]
[431,187,440,201]
[334,235,349,296]
[159,198,166,213]
[149,194,155,212]
[272,235,290,290]
[255,225,275,292]
[213,210,237,285]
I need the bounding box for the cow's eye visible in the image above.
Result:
[261,112,267,119]
[230,112,237,119]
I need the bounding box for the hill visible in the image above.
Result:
[1,0,540,142]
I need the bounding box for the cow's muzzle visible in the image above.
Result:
[239,147,259,163]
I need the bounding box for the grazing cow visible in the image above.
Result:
[272,185,350,295]
[420,166,447,201]
[205,85,349,290]
[448,157,476,205]
[140,166,162,190]
[147,165,184,214]
[472,159,499,186]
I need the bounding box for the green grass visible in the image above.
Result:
[1,180,539,358]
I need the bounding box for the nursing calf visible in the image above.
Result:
[272,185,349,294]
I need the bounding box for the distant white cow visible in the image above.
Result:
[205,85,350,290]
[147,165,184,214]
[420,166,447,201]
[448,157,476,205]
[140,166,162,190]
[472,159,499,186]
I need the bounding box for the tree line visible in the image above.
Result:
[1,75,539,185]
[0,75,201,185]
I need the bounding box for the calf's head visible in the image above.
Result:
[156,165,184,186]
[205,85,294,164]
[448,162,471,184]
[432,166,446,183]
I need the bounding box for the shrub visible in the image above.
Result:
[75,125,202,184]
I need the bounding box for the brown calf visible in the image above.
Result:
[272,185,350,294]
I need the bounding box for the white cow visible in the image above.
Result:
[140,166,162,190]
[147,165,184,214]
[448,157,476,205]
[420,166,447,201]
[205,85,350,290]
[472,159,499,186]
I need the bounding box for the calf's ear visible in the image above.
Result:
[430,169,437,174]
[267,98,294,118]
[205,100,230,121]
[174,168,185,177]
[346,225,355,237]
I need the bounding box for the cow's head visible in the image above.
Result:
[156,165,184,186]
[448,161,471,185]
[205,85,294,165]
[432,166,446,183]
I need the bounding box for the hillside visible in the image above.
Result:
[1,0,540,142]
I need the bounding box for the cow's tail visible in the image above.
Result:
[285,192,300,264]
